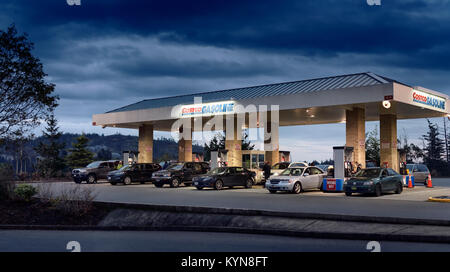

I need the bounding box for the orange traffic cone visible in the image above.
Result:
[407,174,413,188]
[426,174,433,188]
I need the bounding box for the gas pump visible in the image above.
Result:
[210,149,228,169]
[322,146,354,192]
[123,151,139,165]
[398,150,414,187]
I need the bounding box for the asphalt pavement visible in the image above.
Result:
[1,230,449,252]
[38,178,450,222]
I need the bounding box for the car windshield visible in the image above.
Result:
[207,167,227,175]
[117,165,131,172]
[406,164,414,171]
[166,163,184,171]
[280,168,304,176]
[355,169,381,178]
[86,161,101,168]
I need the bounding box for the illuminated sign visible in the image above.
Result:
[412,90,446,110]
[180,101,235,118]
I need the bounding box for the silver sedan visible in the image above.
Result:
[265,166,326,194]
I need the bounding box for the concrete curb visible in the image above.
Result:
[1,224,450,244]
[93,201,450,226]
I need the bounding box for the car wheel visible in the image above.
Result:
[110,182,117,186]
[245,179,253,189]
[74,180,81,184]
[154,183,163,188]
[345,192,352,196]
[395,183,403,194]
[292,182,302,194]
[269,190,277,194]
[196,187,203,190]
[87,174,96,184]
[374,184,382,197]
[170,178,180,188]
[123,176,132,185]
[214,179,224,190]
[140,181,146,184]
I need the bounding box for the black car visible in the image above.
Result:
[152,162,210,188]
[193,167,256,190]
[107,163,162,185]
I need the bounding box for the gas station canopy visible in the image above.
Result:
[93,72,449,131]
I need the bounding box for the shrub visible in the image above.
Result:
[14,184,38,202]
[54,185,98,216]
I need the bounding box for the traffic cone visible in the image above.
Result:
[407,174,413,188]
[426,174,433,188]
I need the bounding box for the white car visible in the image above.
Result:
[266,166,326,194]
[288,162,309,168]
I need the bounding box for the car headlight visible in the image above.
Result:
[289,179,296,183]
[272,173,279,176]
[363,181,374,185]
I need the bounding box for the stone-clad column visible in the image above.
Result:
[380,114,398,172]
[346,107,366,168]
[225,115,242,167]
[178,127,193,162]
[138,124,153,163]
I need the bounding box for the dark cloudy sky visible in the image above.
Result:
[1,0,449,161]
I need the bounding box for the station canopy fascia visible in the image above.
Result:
[93,72,450,131]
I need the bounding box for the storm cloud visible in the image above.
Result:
[0,0,449,160]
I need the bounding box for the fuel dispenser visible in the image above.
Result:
[122,150,139,165]
[322,146,354,192]
[398,150,414,187]
[210,149,228,169]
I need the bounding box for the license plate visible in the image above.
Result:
[271,186,279,189]
[154,179,160,182]
[351,186,357,191]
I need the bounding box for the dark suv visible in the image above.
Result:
[152,162,210,188]
[107,163,162,185]
[72,160,119,183]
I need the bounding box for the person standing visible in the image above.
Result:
[262,161,271,182]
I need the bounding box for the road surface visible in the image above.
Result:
[1,230,449,252]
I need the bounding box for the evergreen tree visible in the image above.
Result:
[96,148,112,161]
[203,131,254,161]
[422,119,445,163]
[66,134,94,168]
[34,113,66,177]
[365,127,380,166]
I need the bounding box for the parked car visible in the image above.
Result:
[344,167,403,197]
[288,162,309,168]
[107,163,162,185]
[406,164,431,185]
[193,167,255,190]
[152,162,210,188]
[266,166,326,194]
[270,162,291,177]
[72,161,118,184]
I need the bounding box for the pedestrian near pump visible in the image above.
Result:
[263,161,271,182]
[116,161,123,170]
